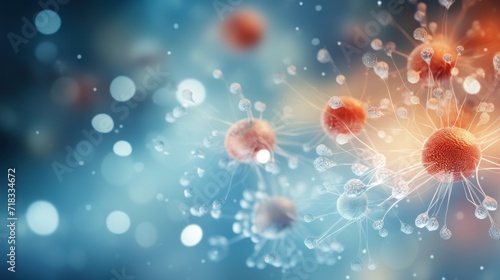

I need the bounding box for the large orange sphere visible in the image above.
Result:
[321,96,367,140]
[221,9,265,51]
[224,119,275,163]
[422,127,481,183]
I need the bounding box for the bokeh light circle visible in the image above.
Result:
[110,76,136,102]
[106,211,131,234]
[175,79,206,107]
[180,224,203,247]
[113,140,132,156]
[91,114,114,133]
[35,10,61,35]
[135,222,158,248]
[27,200,59,236]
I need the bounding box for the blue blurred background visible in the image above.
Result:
[1,0,500,279]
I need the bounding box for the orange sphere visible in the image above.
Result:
[422,127,481,183]
[407,41,455,86]
[321,96,367,140]
[221,9,265,50]
[225,119,275,163]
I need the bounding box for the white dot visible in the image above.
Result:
[315,5,322,11]
[255,149,271,164]
[35,10,61,35]
[113,140,132,156]
[175,79,206,107]
[110,76,136,102]
[173,23,179,29]
[91,114,114,133]
[180,224,203,247]
[106,211,131,234]
[77,54,82,59]
[135,222,158,248]
[312,38,320,46]
[27,201,59,235]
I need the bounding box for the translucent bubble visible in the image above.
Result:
[230,83,242,94]
[427,98,439,110]
[426,217,439,231]
[35,10,61,35]
[368,260,377,270]
[439,0,455,10]
[414,10,426,24]
[476,68,486,78]
[351,258,363,271]
[396,107,408,119]
[413,27,427,41]
[213,69,223,79]
[316,144,333,156]
[352,162,369,176]
[483,196,498,211]
[373,219,384,230]
[489,224,500,239]
[287,65,297,76]
[304,237,318,249]
[494,53,500,71]
[91,114,114,133]
[288,156,299,170]
[135,222,158,248]
[181,224,203,247]
[442,53,453,64]
[329,96,343,109]
[362,52,377,68]
[27,201,59,235]
[415,212,430,228]
[317,48,331,63]
[110,76,136,102]
[475,205,488,220]
[367,106,383,118]
[392,180,409,200]
[379,98,390,109]
[238,99,251,111]
[440,226,452,240]
[401,223,414,234]
[181,89,194,103]
[303,214,314,223]
[113,140,132,156]
[374,61,389,79]
[153,138,165,151]
[420,47,434,64]
[337,193,368,221]
[344,179,367,197]
[456,45,464,56]
[379,228,389,237]
[208,236,229,262]
[372,153,386,168]
[371,38,383,51]
[106,211,131,234]
[336,75,346,85]
[254,101,266,112]
[407,70,420,84]
[383,42,396,56]
[176,79,206,107]
[463,76,481,94]
[336,134,349,145]
[410,96,420,105]
[273,72,286,84]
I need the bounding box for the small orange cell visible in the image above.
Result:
[221,9,265,51]
[407,41,455,86]
[321,96,367,140]
[421,127,481,183]
[225,119,275,163]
